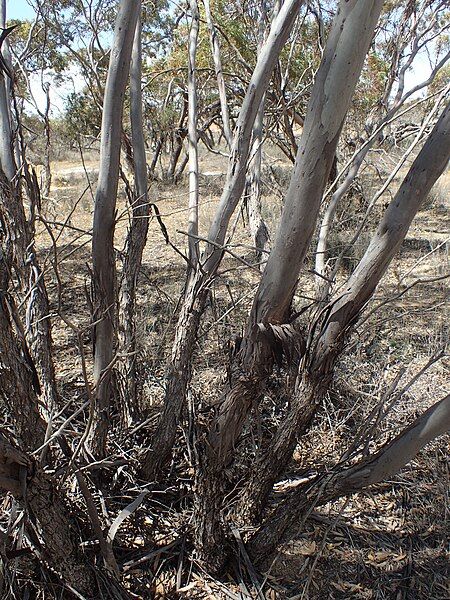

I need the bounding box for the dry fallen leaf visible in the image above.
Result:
[367,550,391,563]
[297,540,317,556]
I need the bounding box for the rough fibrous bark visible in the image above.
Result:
[0,293,46,451]
[142,271,208,480]
[0,28,59,439]
[249,393,450,562]
[0,175,48,451]
[0,433,95,595]
[142,0,304,480]
[118,5,150,422]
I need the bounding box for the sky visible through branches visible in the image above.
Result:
[6,0,440,115]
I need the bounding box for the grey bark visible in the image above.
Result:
[245,102,270,266]
[90,0,140,457]
[0,0,15,181]
[203,0,233,148]
[245,0,271,266]
[118,5,150,422]
[250,393,450,562]
[142,0,304,481]
[187,0,200,268]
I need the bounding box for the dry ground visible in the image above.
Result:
[28,145,450,599]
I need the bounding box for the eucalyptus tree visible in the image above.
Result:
[89,0,140,456]
[117,3,149,421]
[194,0,387,568]
[0,0,449,595]
[142,0,306,479]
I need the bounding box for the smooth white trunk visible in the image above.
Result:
[203,0,233,148]
[187,0,200,267]
[90,0,140,455]
[250,0,384,325]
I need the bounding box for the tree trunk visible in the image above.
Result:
[142,0,304,481]
[245,0,270,266]
[240,99,450,524]
[118,6,149,424]
[237,372,326,524]
[245,105,270,266]
[249,393,450,563]
[0,1,15,182]
[0,50,59,427]
[201,0,385,489]
[0,434,96,595]
[194,0,385,568]
[90,0,140,457]
[0,294,46,451]
[204,0,233,148]
[141,271,208,480]
[0,168,57,444]
[187,0,200,268]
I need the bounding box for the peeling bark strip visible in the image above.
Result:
[249,394,450,562]
[142,0,304,481]
[118,5,150,422]
[0,433,95,594]
[90,0,140,457]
